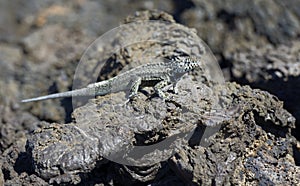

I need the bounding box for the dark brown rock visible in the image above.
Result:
[0,1,299,185]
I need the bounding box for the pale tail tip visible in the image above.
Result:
[21,99,33,103]
[21,97,44,103]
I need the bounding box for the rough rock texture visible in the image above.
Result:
[27,80,299,185]
[25,10,228,184]
[25,11,300,185]
[0,1,299,185]
[229,42,300,140]
[230,42,300,83]
[169,83,298,185]
[180,0,300,141]
[181,0,300,56]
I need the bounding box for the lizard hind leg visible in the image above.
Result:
[121,76,142,106]
[127,76,142,100]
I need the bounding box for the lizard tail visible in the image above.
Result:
[21,87,95,103]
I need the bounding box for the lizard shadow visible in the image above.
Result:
[60,97,73,123]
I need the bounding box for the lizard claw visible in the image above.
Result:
[123,99,130,106]
[122,94,140,107]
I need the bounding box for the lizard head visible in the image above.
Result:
[172,56,201,73]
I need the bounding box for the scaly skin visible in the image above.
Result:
[22,56,201,102]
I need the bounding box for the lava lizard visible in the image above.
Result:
[22,56,201,103]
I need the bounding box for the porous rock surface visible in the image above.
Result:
[25,11,300,185]
[0,2,299,186]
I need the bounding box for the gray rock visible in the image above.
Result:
[230,41,300,141]
[169,83,298,185]
[181,0,300,57]
[24,10,299,185]
[0,1,299,184]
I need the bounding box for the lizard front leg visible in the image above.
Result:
[170,73,185,94]
[128,76,142,99]
[172,82,179,94]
